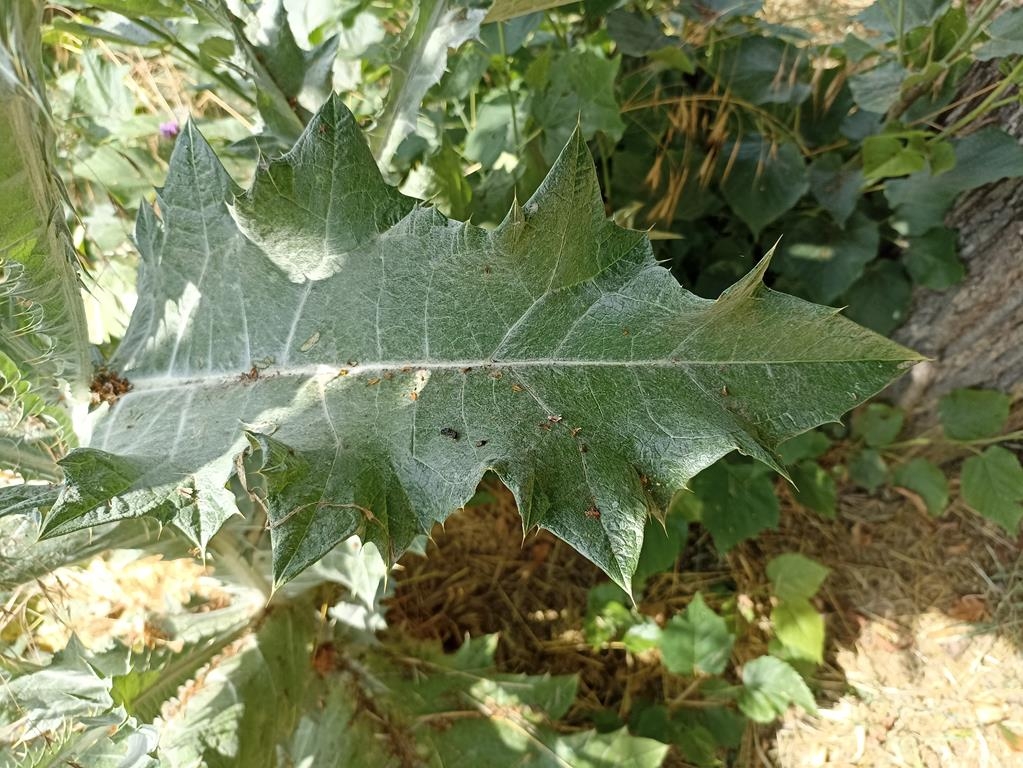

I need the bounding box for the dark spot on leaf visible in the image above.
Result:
[548,414,563,423]
[440,427,459,440]
[367,377,381,386]
[622,328,630,336]
[511,383,524,392]
[474,439,488,448]
[460,367,473,374]
[585,504,601,519]
[580,444,589,453]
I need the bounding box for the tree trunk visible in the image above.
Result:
[894,67,1023,416]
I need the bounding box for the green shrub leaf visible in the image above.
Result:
[961,446,1023,532]
[772,598,825,663]
[893,458,949,515]
[939,388,1010,441]
[39,96,918,594]
[852,402,904,447]
[660,593,734,676]
[766,553,830,602]
[737,655,817,723]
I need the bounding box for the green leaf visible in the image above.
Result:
[852,402,904,447]
[961,446,1023,532]
[720,137,809,236]
[841,261,912,335]
[939,388,1010,441]
[707,36,810,106]
[790,460,837,517]
[849,60,908,114]
[886,128,1023,236]
[808,155,863,228]
[43,96,918,595]
[0,3,91,463]
[527,49,625,164]
[159,607,316,768]
[775,211,880,304]
[772,598,825,663]
[856,0,949,41]
[976,7,1023,60]
[903,227,965,290]
[484,0,577,23]
[862,134,927,179]
[371,0,486,168]
[849,448,888,491]
[633,511,688,591]
[688,461,781,552]
[584,582,637,647]
[777,430,831,465]
[660,593,734,676]
[767,553,830,602]
[892,458,949,515]
[314,634,670,768]
[737,656,817,723]
[607,10,670,56]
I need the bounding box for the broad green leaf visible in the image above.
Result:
[660,593,734,676]
[159,607,315,768]
[707,36,810,106]
[0,1,91,466]
[886,128,1023,236]
[856,0,949,41]
[849,448,888,491]
[790,460,837,517]
[737,655,817,723]
[851,402,903,447]
[720,137,808,237]
[939,388,1010,441]
[633,511,688,591]
[849,60,907,114]
[976,7,1023,60]
[807,155,862,228]
[777,430,831,465]
[862,134,926,179]
[961,446,1023,533]
[892,458,948,515]
[39,96,918,595]
[584,582,638,647]
[622,620,663,653]
[841,260,912,335]
[775,211,880,304]
[772,598,825,663]
[607,10,670,56]
[484,0,577,23]
[766,553,829,602]
[371,0,485,168]
[526,49,625,164]
[903,227,965,290]
[315,634,669,768]
[687,461,781,552]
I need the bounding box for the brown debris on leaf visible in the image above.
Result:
[89,367,132,407]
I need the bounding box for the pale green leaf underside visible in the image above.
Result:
[40,95,918,593]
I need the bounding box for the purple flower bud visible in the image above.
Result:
[159,120,180,139]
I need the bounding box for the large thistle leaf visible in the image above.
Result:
[0,1,91,475]
[36,95,918,593]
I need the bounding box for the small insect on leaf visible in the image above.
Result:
[585,504,601,519]
[548,414,563,423]
[475,439,488,447]
[511,383,524,392]
[440,427,460,440]
[367,377,381,386]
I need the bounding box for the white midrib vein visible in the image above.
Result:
[122,356,895,393]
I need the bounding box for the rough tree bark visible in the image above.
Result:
[895,66,1023,416]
